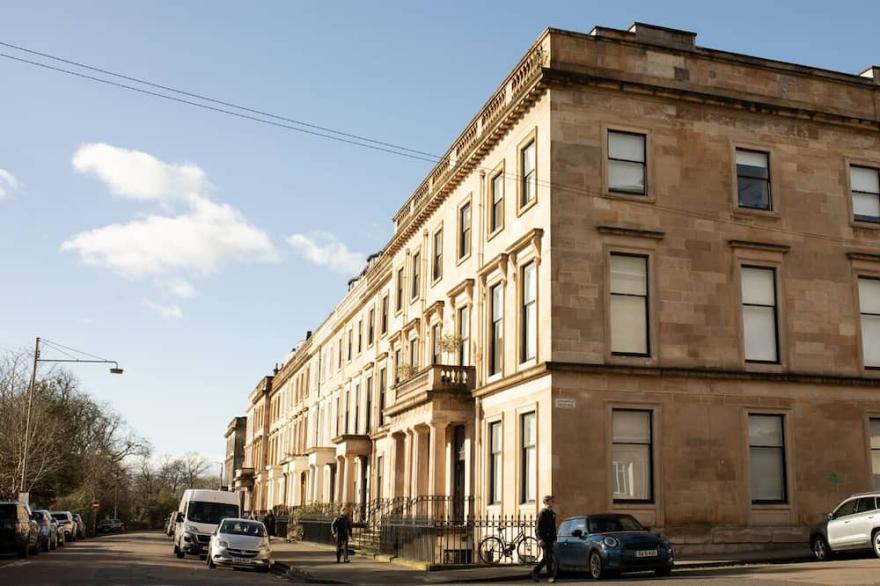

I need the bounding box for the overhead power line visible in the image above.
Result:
[0,40,440,160]
[0,41,870,249]
[0,51,439,163]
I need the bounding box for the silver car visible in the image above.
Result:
[205,518,271,572]
[810,491,880,560]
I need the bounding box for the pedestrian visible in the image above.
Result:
[531,495,557,583]
[330,507,352,563]
[263,509,276,538]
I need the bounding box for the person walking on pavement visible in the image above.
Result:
[263,510,276,538]
[331,507,352,563]
[532,495,558,583]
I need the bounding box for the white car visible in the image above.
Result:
[205,518,272,572]
[810,491,880,560]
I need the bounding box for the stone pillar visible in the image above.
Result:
[403,430,413,499]
[428,423,447,498]
[341,455,357,504]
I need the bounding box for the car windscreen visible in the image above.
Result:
[32,511,45,521]
[0,505,16,520]
[186,501,239,525]
[588,515,644,533]
[51,513,68,521]
[219,520,266,537]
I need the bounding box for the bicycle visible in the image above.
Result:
[478,528,542,565]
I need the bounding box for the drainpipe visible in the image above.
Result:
[473,170,487,514]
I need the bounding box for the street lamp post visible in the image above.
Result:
[19,336,123,496]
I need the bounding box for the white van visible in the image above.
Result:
[173,489,240,559]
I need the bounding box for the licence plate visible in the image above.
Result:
[232,557,252,564]
[636,549,658,558]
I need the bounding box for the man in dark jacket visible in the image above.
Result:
[263,510,276,537]
[330,507,352,563]
[531,495,557,583]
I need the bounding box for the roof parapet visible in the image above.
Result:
[589,22,697,51]
[860,66,880,85]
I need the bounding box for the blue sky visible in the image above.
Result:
[1,1,878,462]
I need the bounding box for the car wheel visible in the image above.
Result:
[17,544,28,559]
[588,550,604,580]
[872,529,880,559]
[207,552,216,569]
[811,535,831,561]
[31,540,40,556]
[42,537,49,552]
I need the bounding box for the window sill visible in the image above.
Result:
[487,227,504,243]
[732,207,779,220]
[605,190,655,204]
[743,361,784,374]
[608,353,655,367]
[456,252,472,267]
[517,198,538,217]
[486,372,503,385]
[851,219,880,231]
[750,502,790,510]
[612,500,656,510]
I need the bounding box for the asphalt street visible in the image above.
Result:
[0,530,287,585]
[2,531,880,585]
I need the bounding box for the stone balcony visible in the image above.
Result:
[387,364,476,416]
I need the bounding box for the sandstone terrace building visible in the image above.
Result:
[229,22,880,553]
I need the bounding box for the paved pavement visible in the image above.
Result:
[270,540,880,585]
[0,530,286,585]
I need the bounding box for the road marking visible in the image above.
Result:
[1,560,31,568]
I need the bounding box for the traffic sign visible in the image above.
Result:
[91,501,100,510]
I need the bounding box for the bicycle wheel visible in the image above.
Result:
[517,536,542,564]
[478,536,506,565]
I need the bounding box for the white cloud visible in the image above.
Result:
[142,299,183,320]
[72,143,208,202]
[63,144,279,284]
[160,278,196,299]
[0,168,19,199]
[286,232,365,274]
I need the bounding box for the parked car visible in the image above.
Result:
[553,513,674,579]
[97,518,125,533]
[50,511,77,542]
[73,513,86,538]
[165,512,176,537]
[205,518,271,572]
[811,491,880,560]
[0,501,40,558]
[52,517,65,547]
[172,489,240,559]
[31,509,59,551]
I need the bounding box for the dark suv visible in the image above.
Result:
[0,501,39,558]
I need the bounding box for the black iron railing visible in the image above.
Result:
[292,496,538,566]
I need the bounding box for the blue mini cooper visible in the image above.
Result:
[553,514,674,579]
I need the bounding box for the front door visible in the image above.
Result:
[452,425,466,521]
[827,498,859,549]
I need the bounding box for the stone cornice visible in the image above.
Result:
[478,252,509,284]
[542,66,880,132]
[447,278,475,301]
[847,251,880,263]
[505,227,545,257]
[597,225,665,240]
[728,239,790,254]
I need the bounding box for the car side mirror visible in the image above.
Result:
[176,513,184,523]
[825,512,834,521]
[644,526,652,532]
[571,529,583,538]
